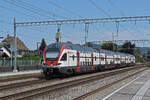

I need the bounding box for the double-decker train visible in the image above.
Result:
[42,42,135,77]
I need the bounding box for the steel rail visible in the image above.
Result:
[0,65,144,100]
[0,73,41,83]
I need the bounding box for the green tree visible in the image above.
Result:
[39,38,46,51]
[134,49,141,57]
[147,50,150,54]
[147,50,150,59]
[120,42,135,54]
[101,42,118,51]
[134,48,144,63]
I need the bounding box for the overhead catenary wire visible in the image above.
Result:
[88,0,138,39]
[89,0,150,48]
[47,0,84,19]
[2,0,68,20]
[0,3,43,21]
[89,0,112,18]
[13,0,70,19]
[107,0,125,16]
[15,16,150,27]
[47,0,85,43]
[2,0,52,20]
[0,20,12,25]
[88,0,118,42]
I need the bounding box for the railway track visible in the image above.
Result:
[0,65,146,100]
[0,73,41,83]
[73,67,148,100]
[0,78,48,91]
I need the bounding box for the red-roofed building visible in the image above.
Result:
[0,35,29,57]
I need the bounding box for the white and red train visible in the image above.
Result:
[42,42,135,77]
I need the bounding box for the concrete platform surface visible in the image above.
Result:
[102,69,150,100]
[0,70,41,77]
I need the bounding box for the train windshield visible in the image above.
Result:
[46,50,59,61]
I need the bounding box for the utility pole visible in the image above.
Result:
[10,45,13,68]
[116,21,119,36]
[37,42,40,54]
[13,17,18,72]
[85,23,89,45]
[112,33,115,51]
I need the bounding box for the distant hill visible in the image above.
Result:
[86,43,150,55]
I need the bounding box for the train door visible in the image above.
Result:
[67,51,70,66]
[67,50,76,67]
[113,55,115,65]
[60,51,68,66]
[100,53,105,65]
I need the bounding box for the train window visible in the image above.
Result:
[60,53,67,61]
[101,57,104,61]
[86,62,88,66]
[95,56,96,61]
[87,59,89,65]
[80,62,82,66]
[72,55,75,61]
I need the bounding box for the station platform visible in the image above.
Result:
[102,69,150,100]
[0,70,41,77]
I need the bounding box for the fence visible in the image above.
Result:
[0,59,41,67]
[0,59,42,73]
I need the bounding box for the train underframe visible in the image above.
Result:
[42,62,135,78]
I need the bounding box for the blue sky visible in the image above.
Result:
[0,0,150,50]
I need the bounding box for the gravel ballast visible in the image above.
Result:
[32,67,147,100]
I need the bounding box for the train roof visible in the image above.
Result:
[47,42,134,57]
[47,42,98,52]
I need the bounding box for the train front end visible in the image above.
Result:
[42,43,65,77]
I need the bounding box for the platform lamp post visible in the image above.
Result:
[13,17,18,72]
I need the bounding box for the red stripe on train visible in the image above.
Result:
[77,51,80,72]
[91,53,94,71]
[57,45,66,62]
[105,55,107,69]
[77,67,80,72]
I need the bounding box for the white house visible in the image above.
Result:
[0,35,29,57]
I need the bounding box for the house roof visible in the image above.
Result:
[2,35,29,51]
[0,43,4,47]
